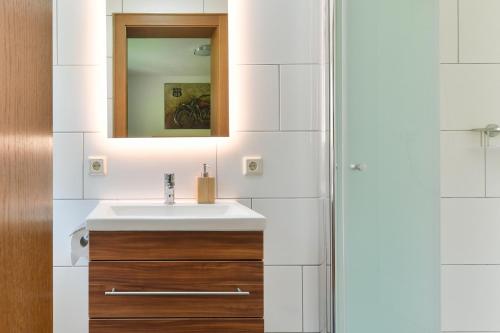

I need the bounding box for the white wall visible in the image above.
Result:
[53,0,327,332]
[441,1,500,332]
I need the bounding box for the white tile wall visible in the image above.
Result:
[53,66,105,132]
[440,0,458,63]
[460,0,500,63]
[486,137,500,197]
[53,267,89,333]
[441,1,500,332]
[53,0,57,65]
[57,0,105,65]
[264,266,303,332]
[303,266,320,332]
[253,199,321,265]
[442,198,500,264]
[106,0,122,15]
[229,0,321,65]
[442,266,500,331]
[280,65,322,131]
[106,17,112,57]
[204,0,228,13]
[235,198,251,208]
[106,57,113,98]
[231,65,280,131]
[440,131,484,197]
[53,0,325,332]
[53,133,84,199]
[83,133,217,199]
[107,99,114,136]
[441,64,500,130]
[217,132,321,198]
[123,0,203,13]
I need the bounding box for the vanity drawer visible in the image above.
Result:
[89,231,263,261]
[89,261,263,318]
[89,318,264,333]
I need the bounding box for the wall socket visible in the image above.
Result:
[88,156,107,176]
[243,157,263,175]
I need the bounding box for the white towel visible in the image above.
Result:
[70,223,89,266]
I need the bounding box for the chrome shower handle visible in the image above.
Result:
[349,163,367,172]
[471,123,500,147]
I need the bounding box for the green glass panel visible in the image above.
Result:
[334,1,440,332]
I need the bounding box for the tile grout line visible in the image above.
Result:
[441,62,500,65]
[53,64,102,68]
[302,266,305,332]
[440,130,484,132]
[53,131,100,134]
[442,264,500,266]
[441,197,500,199]
[236,63,322,66]
[236,130,323,133]
[53,64,105,68]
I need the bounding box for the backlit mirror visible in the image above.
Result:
[111,14,228,138]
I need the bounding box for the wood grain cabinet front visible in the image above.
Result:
[89,231,263,261]
[89,261,263,318]
[90,319,264,333]
[88,231,264,333]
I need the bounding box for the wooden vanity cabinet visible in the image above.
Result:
[88,231,264,333]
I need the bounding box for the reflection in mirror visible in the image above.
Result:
[127,38,211,137]
[112,14,228,138]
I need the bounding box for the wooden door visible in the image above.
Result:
[0,0,52,332]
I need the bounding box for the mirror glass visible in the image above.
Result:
[127,38,212,137]
[111,14,228,138]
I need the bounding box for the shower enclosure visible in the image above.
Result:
[326,1,440,332]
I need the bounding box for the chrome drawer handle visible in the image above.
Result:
[104,288,250,296]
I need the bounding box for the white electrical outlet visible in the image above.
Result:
[88,156,107,176]
[243,157,263,175]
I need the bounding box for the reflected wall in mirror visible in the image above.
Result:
[113,14,228,138]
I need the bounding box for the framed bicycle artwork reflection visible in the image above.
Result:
[164,83,211,130]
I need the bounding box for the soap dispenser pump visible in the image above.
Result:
[196,163,215,204]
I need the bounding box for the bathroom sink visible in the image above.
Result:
[86,200,266,231]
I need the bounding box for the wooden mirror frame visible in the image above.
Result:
[113,14,228,138]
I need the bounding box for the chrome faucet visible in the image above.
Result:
[164,173,175,205]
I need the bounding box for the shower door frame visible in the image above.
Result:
[327,0,337,332]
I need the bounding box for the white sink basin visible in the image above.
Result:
[86,200,266,231]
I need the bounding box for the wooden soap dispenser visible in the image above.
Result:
[196,163,215,204]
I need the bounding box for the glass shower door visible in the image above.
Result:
[333,0,440,332]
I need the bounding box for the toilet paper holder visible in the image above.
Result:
[80,234,89,247]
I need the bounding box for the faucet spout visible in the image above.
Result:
[164,173,175,205]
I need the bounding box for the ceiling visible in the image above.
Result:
[127,38,211,76]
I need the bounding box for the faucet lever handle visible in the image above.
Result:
[164,173,175,187]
